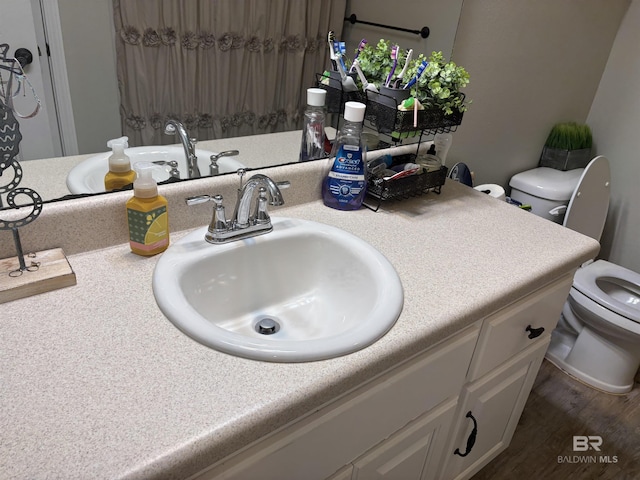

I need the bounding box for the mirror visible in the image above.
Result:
[5,0,463,205]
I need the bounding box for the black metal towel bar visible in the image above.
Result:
[344,14,430,39]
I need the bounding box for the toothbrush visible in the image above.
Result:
[403,59,428,90]
[353,59,378,93]
[349,38,367,73]
[339,41,349,72]
[393,49,413,88]
[335,50,358,92]
[385,45,399,88]
[327,31,337,70]
[334,41,347,73]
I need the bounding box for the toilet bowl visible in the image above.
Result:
[510,156,640,393]
[547,260,640,393]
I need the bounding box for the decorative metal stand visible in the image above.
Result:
[0,101,43,271]
[1,44,75,303]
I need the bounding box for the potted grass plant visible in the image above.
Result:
[540,122,592,170]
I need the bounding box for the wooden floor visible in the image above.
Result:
[472,359,640,480]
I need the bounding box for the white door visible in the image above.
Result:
[0,0,62,161]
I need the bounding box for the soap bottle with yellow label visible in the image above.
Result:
[126,162,169,256]
[104,136,136,191]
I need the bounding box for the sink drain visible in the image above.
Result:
[255,317,280,335]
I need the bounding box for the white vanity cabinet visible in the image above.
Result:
[193,274,573,480]
[193,325,480,480]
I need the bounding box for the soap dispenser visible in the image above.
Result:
[126,162,169,256]
[104,136,135,191]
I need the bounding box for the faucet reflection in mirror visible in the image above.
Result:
[163,119,201,178]
[186,171,289,244]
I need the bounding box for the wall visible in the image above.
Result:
[57,0,121,154]
[450,0,633,269]
[586,0,640,272]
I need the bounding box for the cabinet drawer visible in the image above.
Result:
[196,324,480,480]
[467,274,573,382]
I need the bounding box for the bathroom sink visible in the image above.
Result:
[153,217,404,362]
[66,146,245,194]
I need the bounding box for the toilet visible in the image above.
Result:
[510,156,640,393]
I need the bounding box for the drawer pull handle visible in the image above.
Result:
[525,325,545,339]
[454,411,477,457]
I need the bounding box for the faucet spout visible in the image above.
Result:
[186,173,289,244]
[234,174,286,228]
[164,119,201,178]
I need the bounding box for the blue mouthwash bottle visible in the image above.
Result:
[322,101,367,210]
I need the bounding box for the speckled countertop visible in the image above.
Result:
[1,167,600,479]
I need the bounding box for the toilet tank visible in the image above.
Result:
[509,167,584,224]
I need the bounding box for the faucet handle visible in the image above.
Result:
[237,168,247,188]
[255,187,270,224]
[186,194,229,237]
[153,160,180,179]
[185,194,213,206]
[210,195,228,232]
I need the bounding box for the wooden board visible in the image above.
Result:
[0,248,76,304]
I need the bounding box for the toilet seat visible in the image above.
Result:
[572,260,640,324]
[568,287,640,338]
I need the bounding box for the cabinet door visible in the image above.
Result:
[352,398,457,480]
[440,338,549,480]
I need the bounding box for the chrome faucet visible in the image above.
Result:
[186,171,290,244]
[164,119,201,179]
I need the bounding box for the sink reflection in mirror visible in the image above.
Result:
[65,146,245,194]
[153,217,404,362]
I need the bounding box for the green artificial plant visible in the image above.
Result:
[407,51,470,115]
[355,41,470,115]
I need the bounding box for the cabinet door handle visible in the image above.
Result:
[525,324,545,339]
[453,411,477,457]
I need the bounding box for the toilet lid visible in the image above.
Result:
[563,155,610,241]
[573,260,640,323]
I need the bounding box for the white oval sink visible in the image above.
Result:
[66,146,245,194]
[153,217,404,362]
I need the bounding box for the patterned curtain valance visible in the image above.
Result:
[120,26,326,54]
